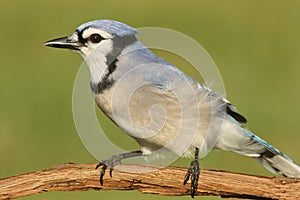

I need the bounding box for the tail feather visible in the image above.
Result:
[214,118,300,177]
[243,129,300,178]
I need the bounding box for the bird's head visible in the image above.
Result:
[45,19,140,89]
[44,19,138,58]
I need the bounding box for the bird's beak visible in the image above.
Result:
[44,36,81,50]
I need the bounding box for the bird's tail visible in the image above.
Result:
[240,129,300,178]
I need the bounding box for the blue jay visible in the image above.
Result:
[45,19,300,198]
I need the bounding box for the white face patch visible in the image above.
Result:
[83,39,114,85]
[76,27,115,86]
[80,36,114,57]
[78,27,114,57]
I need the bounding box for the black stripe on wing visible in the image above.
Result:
[226,104,247,123]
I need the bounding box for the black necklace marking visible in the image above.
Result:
[87,35,137,94]
[90,59,118,94]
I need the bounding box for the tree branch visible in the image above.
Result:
[0,163,299,199]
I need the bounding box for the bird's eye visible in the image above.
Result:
[89,34,103,43]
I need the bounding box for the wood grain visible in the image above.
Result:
[0,163,299,199]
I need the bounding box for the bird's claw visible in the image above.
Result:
[95,155,122,185]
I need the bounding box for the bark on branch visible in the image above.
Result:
[0,163,299,199]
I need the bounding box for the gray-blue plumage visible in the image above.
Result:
[77,19,138,37]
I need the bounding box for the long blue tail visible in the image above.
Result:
[242,129,300,178]
[215,118,300,178]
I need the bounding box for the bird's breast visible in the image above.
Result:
[93,89,114,119]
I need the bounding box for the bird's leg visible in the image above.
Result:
[183,147,200,198]
[95,150,143,185]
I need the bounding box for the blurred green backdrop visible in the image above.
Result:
[1,0,300,199]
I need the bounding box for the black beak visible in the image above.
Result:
[44,36,81,50]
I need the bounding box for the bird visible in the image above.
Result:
[44,19,300,198]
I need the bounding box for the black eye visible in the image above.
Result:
[89,34,103,43]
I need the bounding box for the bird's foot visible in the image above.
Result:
[183,148,200,198]
[95,150,143,185]
[95,155,122,185]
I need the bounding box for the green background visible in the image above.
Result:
[1,1,300,199]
